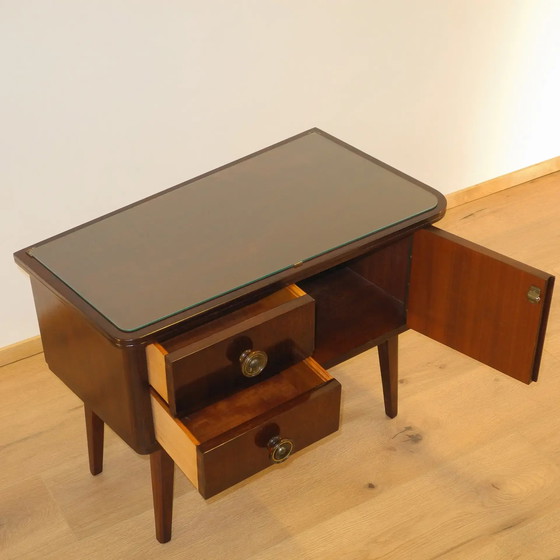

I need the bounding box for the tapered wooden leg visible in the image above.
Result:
[150,447,175,543]
[378,335,398,418]
[84,405,104,475]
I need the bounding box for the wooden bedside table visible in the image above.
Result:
[14,129,554,542]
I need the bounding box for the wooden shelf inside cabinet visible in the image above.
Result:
[298,267,407,368]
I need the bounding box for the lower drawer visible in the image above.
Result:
[150,357,341,498]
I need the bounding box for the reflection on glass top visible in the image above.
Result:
[30,130,439,332]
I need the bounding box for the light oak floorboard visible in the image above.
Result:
[1,172,559,559]
[0,335,42,368]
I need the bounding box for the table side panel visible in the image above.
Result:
[31,278,157,454]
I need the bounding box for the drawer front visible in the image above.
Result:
[150,358,341,499]
[197,376,341,498]
[147,285,315,416]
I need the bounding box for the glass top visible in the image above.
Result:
[30,130,439,332]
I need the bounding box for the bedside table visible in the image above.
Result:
[14,129,554,542]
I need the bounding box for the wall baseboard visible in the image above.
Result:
[446,155,560,209]
[3,155,558,367]
[0,335,43,368]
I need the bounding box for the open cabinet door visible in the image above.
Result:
[407,227,554,383]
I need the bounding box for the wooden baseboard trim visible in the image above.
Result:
[0,336,43,368]
[447,155,560,208]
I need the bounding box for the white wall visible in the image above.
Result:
[2,0,560,348]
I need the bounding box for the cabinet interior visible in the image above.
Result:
[298,236,412,368]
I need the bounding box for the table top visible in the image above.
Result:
[20,129,445,336]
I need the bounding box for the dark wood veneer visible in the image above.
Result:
[378,336,399,418]
[183,360,329,441]
[13,129,446,347]
[348,236,412,303]
[31,278,157,454]
[408,227,555,383]
[150,448,175,543]
[189,365,341,499]
[163,293,315,416]
[299,267,407,368]
[84,406,104,475]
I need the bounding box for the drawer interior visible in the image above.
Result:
[184,357,333,442]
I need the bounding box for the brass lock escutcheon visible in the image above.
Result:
[267,435,294,463]
[527,286,542,304]
[239,349,268,377]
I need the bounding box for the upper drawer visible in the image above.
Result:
[146,285,315,416]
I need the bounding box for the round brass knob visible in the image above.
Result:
[267,435,294,463]
[239,349,268,377]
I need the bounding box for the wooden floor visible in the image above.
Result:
[2,172,560,559]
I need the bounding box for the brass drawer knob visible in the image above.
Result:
[239,349,268,377]
[267,435,294,463]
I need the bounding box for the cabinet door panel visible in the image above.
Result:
[408,227,554,383]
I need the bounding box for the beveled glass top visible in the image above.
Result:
[30,130,440,331]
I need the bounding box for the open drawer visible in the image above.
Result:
[146,285,315,416]
[150,357,341,498]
